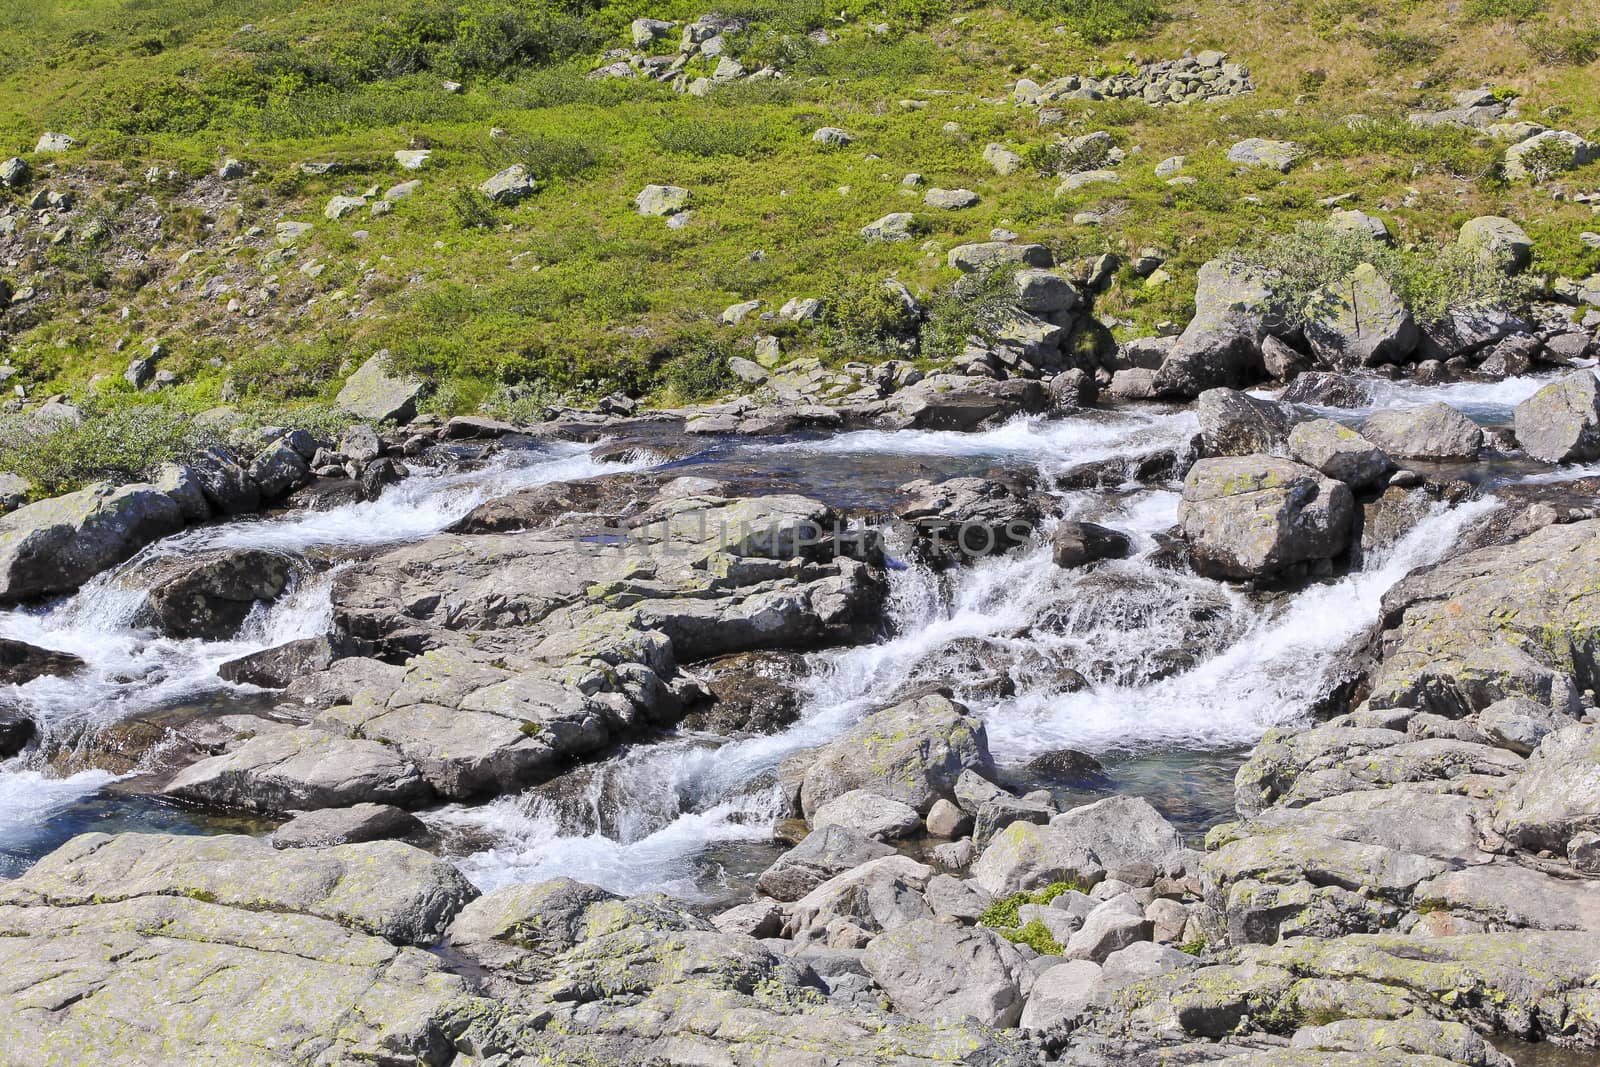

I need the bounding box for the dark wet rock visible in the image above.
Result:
[1196,387,1299,456]
[190,445,261,515]
[1178,456,1354,581]
[679,650,809,734]
[140,548,297,640]
[0,482,184,602]
[218,635,366,690]
[1360,403,1482,462]
[1279,372,1376,408]
[897,475,1042,563]
[1051,521,1132,568]
[270,803,428,849]
[0,707,36,757]
[357,456,406,500]
[0,637,85,685]
[247,437,313,498]
[755,823,896,902]
[1025,749,1109,785]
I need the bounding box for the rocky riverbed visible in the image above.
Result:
[3,351,1600,1064]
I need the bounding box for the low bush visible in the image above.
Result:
[1003,0,1166,42]
[1225,222,1532,327]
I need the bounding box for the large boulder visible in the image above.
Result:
[1359,402,1482,462]
[189,446,261,515]
[140,548,297,639]
[1370,519,1600,715]
[1154,260,1285,398]
[1287,419,1391,489]
[1513,370,1600,463]
[1196,387,1297,456]
[336,352,424,423]
[0,482,183,602]
[1227,138,1303,171]
[948,242,1053,273]
[0,834,475,1064]
[886,375,1048,431]
[1049,795,1186,874]
[1177,456,1355,580]
[1302,262,1417,368]
[1493,725,1600,853]
[793,689,992,816]
[163,729,431,813]
[971,820,1106,897]
[1458,216,1534,272]
[862,918,1031,1026]
[478,163,538,204]
[4,832,474,944]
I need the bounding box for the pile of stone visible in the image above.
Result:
[1014,50,1252,109]
[591,14,785,95]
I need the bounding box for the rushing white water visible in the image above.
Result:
[1270,368,1593,425]
[440,459,1501,900]
[0,443,649,841]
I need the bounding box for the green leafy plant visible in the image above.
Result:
[1004,0,1166,43]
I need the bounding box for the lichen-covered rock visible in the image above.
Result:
[795,689,993,816]
[1178,456,1354,580]
[336,351,424,423]
[0,481,184,602]
[634,183,690,216]
[1370,519,1600,715]
[862,918,1031,1026]
[1227,138,1303,171]
[164,728,432,813]
[1513,370,1600,463]
[1302,263,1417,368]
[478,162,538,203]
[1288,419,1391,489]
[1359,402,1482,462]
[1458,215,1534,271]
[1492,725,1600,853]
[1050,795,1186,874]
[971,819,1106,897]
[810,789,923,841]
[1154,260,1286,398]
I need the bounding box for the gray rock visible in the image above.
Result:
[478,163,537,204]
[796,689,992,816]
[634,184,690,217]
[810,789,922,841]
[924,873,990,921]
[1280,372,1376,408]
[1050,796,1186,874]
[1303,263,1417,368]
[140,548,295,639]
[0,156,28,187]
[812,126,854,146]
[336,352,423,424]
[1178,456,1354,580]
[755,824,895,902]
[1327,209,1391,243]
[1479,696,1572,756]
[1459,216,1535,271]
[1227,138,1303,171]
[1503,129,1599,181]
[786,854,934,939]
[972,820,1106,897]
[860,211,917,242]
[0,482,184,602]
[948,242,1053,273]
[1014,269,1079,314]
[862,918,1030,1026]
[924,187,979,210]
[163,729,431,813]
[1288,419,1391,489]
[1289,1017,1506,1065]
[271,803,427,848]
[1099,940,1198,989]
[1064,895,1152,963]
[926,798,972,838]
[1154,259,1284,397]
[1493,725,1600,853]
[34,131,76,152]
[1360,403,1482,461]
[1571,831,1600,874]
[247,437,312,498]
[631,16,675,47]
[711,900,784,938]
[1415,863,1600,931]
[1197,387,1297,456]
[1514,370,1600,463]
[1019,958,1103,1032]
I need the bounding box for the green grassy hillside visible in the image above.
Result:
[0,0,1597,425]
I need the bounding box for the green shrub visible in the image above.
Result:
[978,881,1079,929]
[1224,222,1532,327]
[661,335,737,402]
[818,276,921,361]
[0,400,225,496]
[1359,28,1445,66]
[492,133,613,180]
[652,117,776,158]
[1003,919,1064,955]
[1522,22,1600,64]
[450,188,500,229]
[923,266,1028,364]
